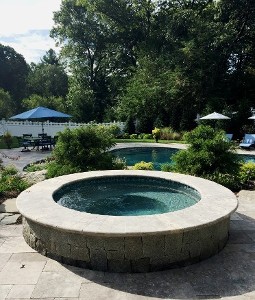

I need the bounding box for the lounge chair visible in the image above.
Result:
[226,134,233,141]
[239,134,255,149]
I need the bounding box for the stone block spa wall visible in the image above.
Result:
[17,170,237,273]
[23,216,230,272]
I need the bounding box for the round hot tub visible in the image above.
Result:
[54,176,201,216]
[16,170,237,272]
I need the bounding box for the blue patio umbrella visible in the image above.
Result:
[10,106,71,133]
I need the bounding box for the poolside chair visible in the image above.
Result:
[226,134,233,141]
[239,134,255,149]
[21,134,32,152]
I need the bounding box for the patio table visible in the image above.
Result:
[22,136,54,151]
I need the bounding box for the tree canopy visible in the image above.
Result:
[0,44,29,115]
[1,0,255,133]
[49,0,255,132]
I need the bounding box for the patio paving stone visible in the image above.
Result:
[6,285,35,299]
[42,259,95,283]
[0,285,12,299]
[53,298,79,300]
[228,230,255,244]
[0,238,6,248]
[31,272,82,298]
[0,214,13,221]
[9,253,48,263]
[0,214,20,226]
[79,282,140,300]
[0,261,46,285]
[0,237,35,254]
[0,253,11,271]
[0,225,22,238]
[0,199,18,214]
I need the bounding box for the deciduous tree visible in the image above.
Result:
[0,44,29,113]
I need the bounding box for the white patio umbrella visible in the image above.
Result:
[248,115,255,120]
[199,112,231,120]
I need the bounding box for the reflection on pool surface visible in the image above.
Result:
[112,147,255,170]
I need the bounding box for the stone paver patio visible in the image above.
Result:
[0,145,255,299]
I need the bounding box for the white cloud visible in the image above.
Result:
[0,0,62,63]
[0,0,62,35]
[0,30,59,63]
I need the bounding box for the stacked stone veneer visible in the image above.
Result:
[23,216,230,272]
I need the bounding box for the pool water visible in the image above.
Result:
[54,176,200,216]
[241,154,255,163]
[112,147,255,170]
[112,147,179,170]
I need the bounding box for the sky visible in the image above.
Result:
[0,0,62,64]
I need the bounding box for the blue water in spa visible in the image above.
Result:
[54,176,201,216]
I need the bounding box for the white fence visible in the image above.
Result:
[0,120,125,137]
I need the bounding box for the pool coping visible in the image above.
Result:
[16,170,238,237]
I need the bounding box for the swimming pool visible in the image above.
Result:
[112,147,255,170]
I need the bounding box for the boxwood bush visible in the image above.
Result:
[171,125,241,190]
[47,125,121,178]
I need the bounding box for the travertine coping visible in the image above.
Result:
[17,170,238,236]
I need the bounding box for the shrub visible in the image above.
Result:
[130,134,138,139]
[2,132,12,149]
[108,124,121,138]
[143,133,153,139]
[172,132,182,141]
[46,162,80,178]
[46,125,117,178]
[239,162,255,185]
[172,125,241,190]
[24,161,48,172]
[0,166,30,197]
[161,163,173,172]
[159,127,173,140]
[0,134,20,149]
[159,127,183,141]
[206,173,241,191]
[112,157,127,170]
[121,133,130,139]
[152,127,160,142]
[133,161,154,170]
